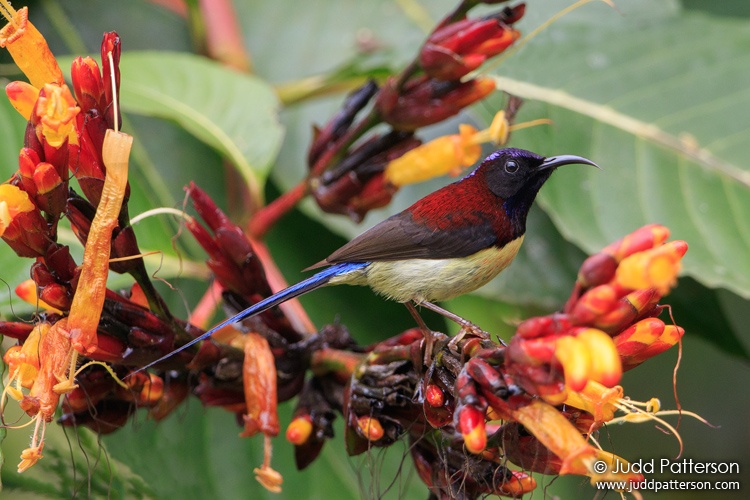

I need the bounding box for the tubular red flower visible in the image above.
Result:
[376,75,495,131]
[457,405,487,454]
[0,183,50,257]
[420,17,520,80]
[71,56,105,113]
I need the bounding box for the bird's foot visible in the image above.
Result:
[404,302,440,365]
[447,321,491,355]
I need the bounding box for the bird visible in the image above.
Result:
[138,147,598,372]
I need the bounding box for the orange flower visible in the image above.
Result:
[240,332,280,438]
[0,183,49,257]
[554,329,622,393]
[15,279,63,314]
[2,323,48,401]
[5,80,39,119]
[0,4,64,89]
[507,399,643,486]
[65,130,132,356]
[18,443,44,473]
[384,110,549,187]
[240,332,283,492]
[615,240,688,295]
[6,318,74,473]
[33,84,80,148]
[384,123,481,186]
[0,183,35,232]
[285,415,313,445]
[563,381,623,425]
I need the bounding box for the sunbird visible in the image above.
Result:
[140,148,597,371]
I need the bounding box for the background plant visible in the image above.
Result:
[0,0,748,498]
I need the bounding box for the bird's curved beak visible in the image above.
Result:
[540,154,600,171]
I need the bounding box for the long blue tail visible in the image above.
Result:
[135,262,368,373]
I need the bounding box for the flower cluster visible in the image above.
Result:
[330,225,688,497]
[1,2,696,498]
[250,1,528,234]
[0,5,210,472]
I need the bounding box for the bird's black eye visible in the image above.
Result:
[504,159,519,173]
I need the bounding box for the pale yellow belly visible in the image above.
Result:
[330,236,524,303]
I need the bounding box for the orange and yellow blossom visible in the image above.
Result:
[0,3,64,89]
[33,83,80,148]
[0,183,35,234]
[384,111,528,186]
[508,399,643,487]
[0,183,49,257]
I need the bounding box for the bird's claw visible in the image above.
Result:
[447,321,490,355]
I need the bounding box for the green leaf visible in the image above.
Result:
[0,404,154,498]
[0,95,28,316]
[0,92,26,171]
[490,2,750,302]
[117,52,284,203]
[101,398,424,499]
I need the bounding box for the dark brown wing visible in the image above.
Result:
[309,211,497,268]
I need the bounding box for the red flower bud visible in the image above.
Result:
[71,56,105,113]
[420,17,520,81]
[613,318,663,352]
[425,384,445,408]
[456,405,486,454]
[602,224,670,262]
[100,32,122,130]
[308,80,379,167]
[109,226,142,274]
[0,184,50,257]
[376,75,495,131]
[577,252,617,288]
[593,288,659,333]
[18,147,41,197]
[569,284,619,325]
[286,415,314,445]
[313,131,419,221]
[38,283,71,311]
[516,314,571,339]
[86,333,127,363]
[0,321,35,341]
[356,415,384,441]
[31,161,66,216]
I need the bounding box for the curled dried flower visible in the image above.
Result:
[66,130,132,356]
[240,332,280,438]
